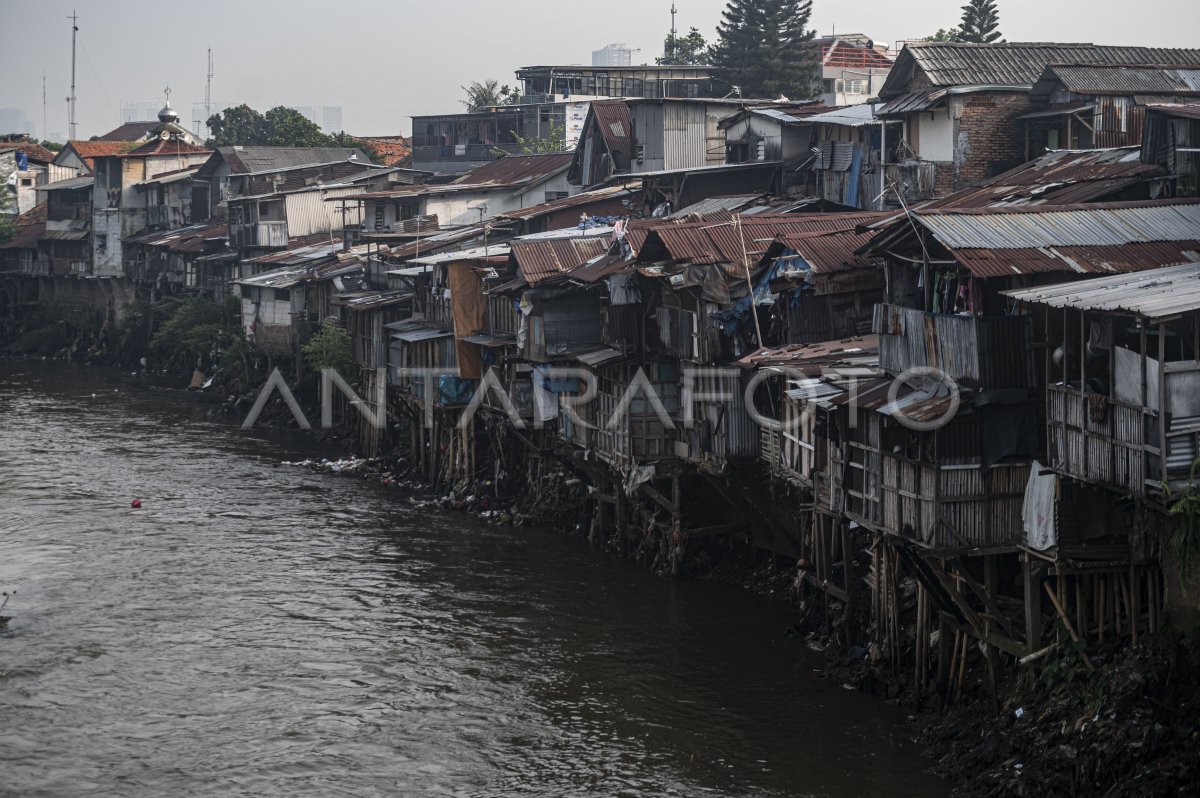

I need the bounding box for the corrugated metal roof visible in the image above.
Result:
[644,212,891,265]
[633,161,783,179]
[805,103,893,127]
[1003,261,1200,320]
[234,265,312,289]
[736,335,880,373]
[36,175,94,192]
[1033,64,1200,100]
[915,201,1200,249]
[882,43,1200,98]
[877,88,948,115]
[773,228,884,274]
[123,221,227,252]
[408,245,511,265]
[953,242,1200,277]
[217,146,370,175]
[451,153,573,189]
[666,195,767,219]
[493,185,637,223]
[1146,103,1200,120]
[511,236,612,284]
[922,147,1166,209]
[592,100,633,168]
[335,289,414,310]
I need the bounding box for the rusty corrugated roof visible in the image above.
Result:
[511,236,612,284]
[642,212,891,265]
[922,147,1166,209]
[773,228,884,274]
[452,153,574,189]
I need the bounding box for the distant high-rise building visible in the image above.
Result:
[592,44,635,67]
[0,107,34,137]
[120,101,161,123]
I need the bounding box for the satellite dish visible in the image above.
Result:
[160,131,170,140]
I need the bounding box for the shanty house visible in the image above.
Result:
[1142,103,1200,198]
[802,104,910,209]
[1023,64,1200,157]
[876,42,1200,194]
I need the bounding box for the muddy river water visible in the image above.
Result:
[0,361,947,796]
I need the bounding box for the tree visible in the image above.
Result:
[490,122,569,156]
[0,190,16,244]
[710,0,819,100]
[658,27,711,65]
[302,321,354,377]
[957,0,1002,43]
[461,80,520,112]
[205,104,336,147]
[262,106,337,147]
[38,140,63,152]
[925,28,961,42]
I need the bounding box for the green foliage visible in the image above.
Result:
[1151,458,1200,580]
[205,104,337,148]
[925,27,961,42]
[957,0,1002,43]
[150,296,236,357]
[710,0,819,100]
[332,133,382,164]
[491,122,569,156]
[658,27,711,65]
[461,80,521,112]
[301,321,355,377]
[38,139,63,152]
[0,189,17,244]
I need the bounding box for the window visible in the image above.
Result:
[846,79,864,95]
[374,204,384,230]
[258,201,270,216]
[96,233,107,254]
[19,178,32,187]
[273,288,291,302]
[544,191,569,203]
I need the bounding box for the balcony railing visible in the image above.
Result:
[230,220,288,248]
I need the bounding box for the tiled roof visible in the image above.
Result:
[357,136,412,167]
[0,142,56,163]
[120,138,211,158]
[62,140,133,170]
[880,43,1200,98]
[1032,64,1200,101]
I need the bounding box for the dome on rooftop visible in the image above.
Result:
[158,102,178,124]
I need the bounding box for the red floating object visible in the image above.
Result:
[131,499,142,509]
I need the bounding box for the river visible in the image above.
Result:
[0,361,947,797]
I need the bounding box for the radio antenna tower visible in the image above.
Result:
[67,10,78,140]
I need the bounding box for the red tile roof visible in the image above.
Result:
[64,140,134,170]
[0,142,56,163]
[119,138,211,158]
[358,136,412,167]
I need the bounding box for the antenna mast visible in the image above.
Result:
[67,10,78,140]
[42,71,47,141]
[669,3,678,62]
[204,47,213,134]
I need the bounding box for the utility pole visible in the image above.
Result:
[67,10,78,140]
[42,71,47,142]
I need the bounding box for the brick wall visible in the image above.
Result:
[953,91,1032,189]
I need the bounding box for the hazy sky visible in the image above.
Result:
[3,0,1198,140]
